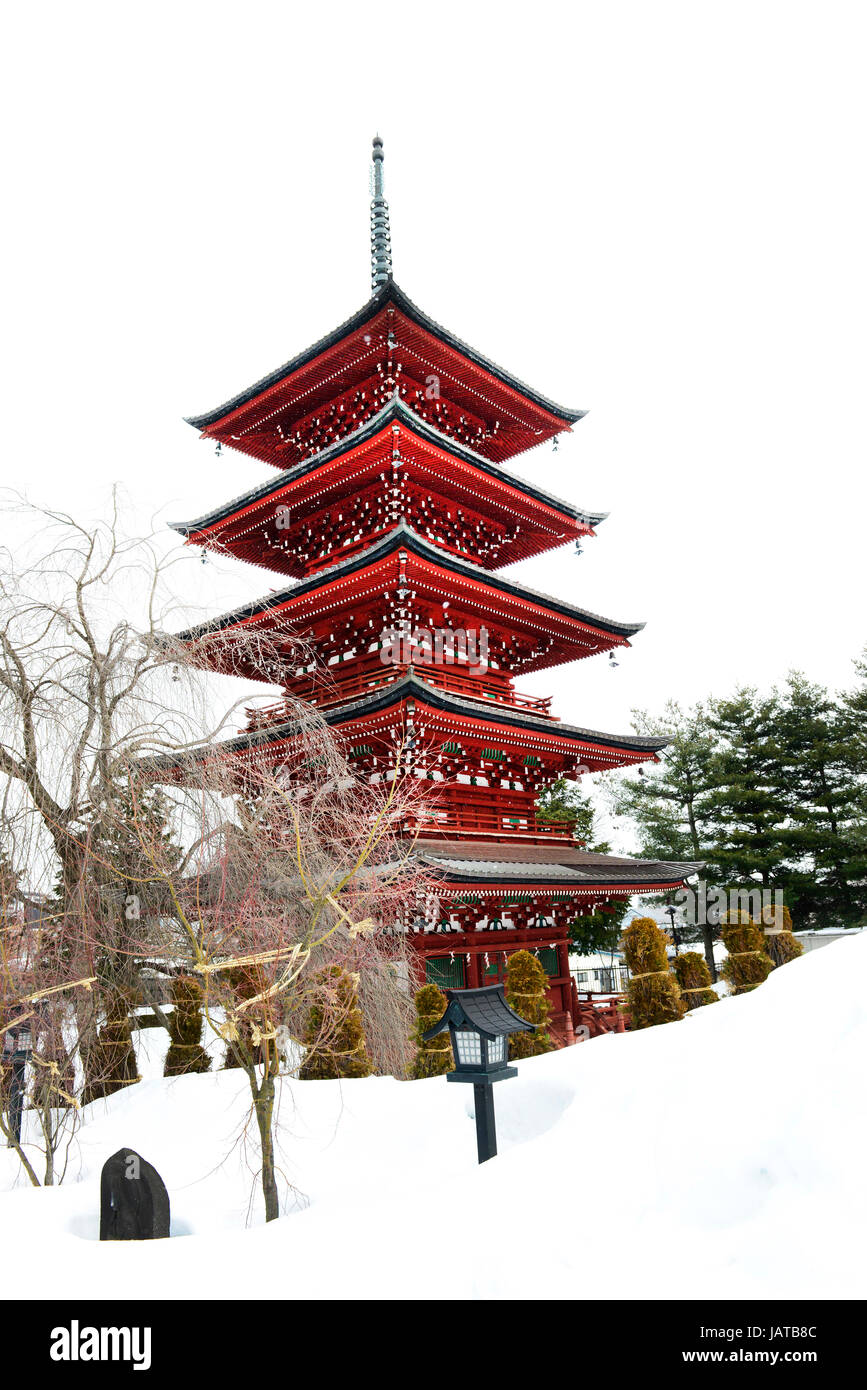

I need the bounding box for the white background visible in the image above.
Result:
[3,0,865,745]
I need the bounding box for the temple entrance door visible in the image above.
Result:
[482,949,509,987]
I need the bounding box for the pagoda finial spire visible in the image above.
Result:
[370,134,392,292]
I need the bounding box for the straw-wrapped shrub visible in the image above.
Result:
[164,975,212,1076]
[620,917,684,1029]
[757,903,804,967]
[671,951,718,1009]
[764,930,804,968]
[410,983,453,1078]
[81,991,140,1104]
[299,965,372,1080]
[505,950,553,1058]
[720,918,773,994]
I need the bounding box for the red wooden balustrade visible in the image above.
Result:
[246,660,554,728]
[401,801,577,842]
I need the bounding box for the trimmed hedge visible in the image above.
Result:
[672,951,718,1009]
[620,917,684,1029]
[410,983,453,1078]
[164,975,212,1076]
[505,950,553,1058]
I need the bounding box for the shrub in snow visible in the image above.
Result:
[672,950,718,1009]
[81,991,140,1105]
[164,976,212,1077]
[621,917,684,1029]
[764,931,804,968]
[410,984,453,1078]
[299,965,372,1080]
[505,950,553,1058]
[757,905,805,968]
[720,917,774,994]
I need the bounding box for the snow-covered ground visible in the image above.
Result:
[3,931,865,1300]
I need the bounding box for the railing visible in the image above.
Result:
[403,801,577,842]
[572,967,630,994]
[246,659,554,729]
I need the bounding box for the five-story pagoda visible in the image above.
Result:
[169,138,696,1042]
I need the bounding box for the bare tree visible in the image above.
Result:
[117,754,436,1221]
[0,495,438,1211]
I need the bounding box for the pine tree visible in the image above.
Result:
[611,701,720,976]
[164,976,212,1076]
[299,965,372,1080]
[842,646,867,779]
[705,690,788,891]
[537,780,629,956]
[62,778,187,1095]
[505,950,553,1058]
[410,984,453,1078]
[621,917,684,1028]
[776,673,867,927]
[671,951,717,1008]
[537,777,601,841]
[567,900,629,958]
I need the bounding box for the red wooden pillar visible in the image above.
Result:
[467,950,482,988]
[557,937,571,1015]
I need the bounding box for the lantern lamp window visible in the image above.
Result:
[454,1030,482,1066]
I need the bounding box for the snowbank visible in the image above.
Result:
[3,931,865,1299]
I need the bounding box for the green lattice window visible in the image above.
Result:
[480,748,506,761]
[537,947,560,977]
[349,744,373,758]
[442,741,462,755]
[426,955,466,989]
[523,755,540,766]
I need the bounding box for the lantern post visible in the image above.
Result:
[422,983,534,1164]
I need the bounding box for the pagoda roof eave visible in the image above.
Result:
[414,849,701,888]
[183,279,586,433]
[318,675,669,752]
[172,522,644,644]
[170,397,607,539]
[145,672,669,771]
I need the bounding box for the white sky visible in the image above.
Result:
[3,0,865,761]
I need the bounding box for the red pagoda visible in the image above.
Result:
[169,137,695,1041]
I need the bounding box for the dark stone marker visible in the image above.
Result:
[99,1147,170,1240]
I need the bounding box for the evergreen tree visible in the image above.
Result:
[537,779,629,955]
[410,984,453,1078]
[74,779,186,1089]
[567,901,628,957]
[611,701,720,974]
[505,950,553,1058]
[704,689,788,891]
[537,777,601,842]
[299,966,372,1080]
[620,917,684,1029]
[842,646,867,778]
[772,673,867,927]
